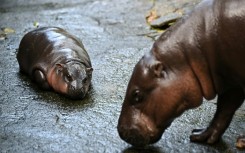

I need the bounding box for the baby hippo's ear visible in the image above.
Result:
[86,67,93,75]
[151,61,165,78]
[56,63,65,71]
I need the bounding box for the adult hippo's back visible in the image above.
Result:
[118,0,245,149]
[17,27,93,99]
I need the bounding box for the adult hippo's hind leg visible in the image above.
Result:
[190,88,244,145]
[33,69,51,90]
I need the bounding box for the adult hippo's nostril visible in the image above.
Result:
[117,125,153,147]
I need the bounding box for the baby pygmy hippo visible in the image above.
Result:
[17,27,93,99]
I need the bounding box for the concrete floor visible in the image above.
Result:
[0,0,245,152]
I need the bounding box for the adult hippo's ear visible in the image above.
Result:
[151,61,166,78]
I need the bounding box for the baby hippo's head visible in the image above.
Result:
[51,61,93,99]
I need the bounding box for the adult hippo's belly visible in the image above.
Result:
[17,27,93,99]
[118,0,245,149]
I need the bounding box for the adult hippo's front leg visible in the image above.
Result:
[190,88,245,144]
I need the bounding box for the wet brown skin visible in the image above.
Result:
[17,27,93,99]
[118,0,245,148]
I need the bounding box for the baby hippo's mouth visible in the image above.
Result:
[67,85,85,99]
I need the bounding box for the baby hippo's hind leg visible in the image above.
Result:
[190,88,244,145]
[33,69,51,90]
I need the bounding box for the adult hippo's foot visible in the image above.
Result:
[190,88,245,146]
[190,128,221,144]
[191,130,245,149]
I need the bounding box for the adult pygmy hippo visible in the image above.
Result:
[17,27,93,99]
[118,0,245,149]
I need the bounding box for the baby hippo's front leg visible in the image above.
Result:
[33,69,51,90]
[190,88,244,145]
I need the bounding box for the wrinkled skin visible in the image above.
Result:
[118,0,245,148]
[17,27,93,99]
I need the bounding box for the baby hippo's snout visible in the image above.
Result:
[64,63,93,99]
[68,85,85,99]
[67,78,89,99]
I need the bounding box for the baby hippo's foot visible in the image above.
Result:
[236,135,245,149]
[190,128,221,144]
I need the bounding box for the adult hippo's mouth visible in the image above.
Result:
[117,107,173,147]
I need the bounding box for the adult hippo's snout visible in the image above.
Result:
[117,125,158,147]
[117,104,173,147]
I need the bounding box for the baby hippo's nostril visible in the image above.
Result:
[67,85,85,99]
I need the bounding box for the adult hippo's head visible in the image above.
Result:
[117,48,203,147]
[48,61,93,99]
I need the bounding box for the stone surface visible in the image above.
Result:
[0,0,244,152]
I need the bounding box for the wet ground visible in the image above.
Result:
[1,0,245,152]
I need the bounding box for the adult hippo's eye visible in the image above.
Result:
[131,89,143,104]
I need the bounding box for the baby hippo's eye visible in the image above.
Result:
[56,68,62,74]
[132,89,143,104]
